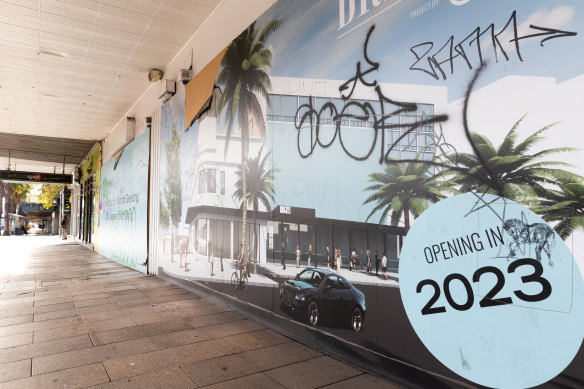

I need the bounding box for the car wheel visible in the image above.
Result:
[308,301,319,327]
[351,307,363,333]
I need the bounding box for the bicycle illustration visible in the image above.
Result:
[231,250,250,291]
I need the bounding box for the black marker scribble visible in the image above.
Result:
[294,25,450,165]
[409,10,577,81]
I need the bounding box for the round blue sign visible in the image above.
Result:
[399,193,584,388]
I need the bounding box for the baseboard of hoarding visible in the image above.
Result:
[156,268,473,389]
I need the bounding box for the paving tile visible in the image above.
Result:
[0,333,33,350]
[32,337,159,375]
[149,327,208,349]
[69,285,136,297]
[86,367,196,389]
[130,311,179,325]
[0,359,31,383]
[0,315,33,327]
[182,353,260,387]
[33,293,110,307]
[0,335,93,364]
[0,316,84,337]
[202,372,285,389]
[34,303,120,322]
[103,339,232,380]
[185,311,244,328]
[0,302,77,319]
[264,356,362,389]
[33,317,136,343]
[150,320,263,350]
[90,319,193,346]
[158,297,212,311]
[81,310,130,324]
[73,297,116,308]
[115,294,198,309]
[239,342,322,371]
[0,362,110,389]
[213,329,291,354]
[319,373,400,388]
[173,304,228,319]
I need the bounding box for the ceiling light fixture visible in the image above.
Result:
[38,49,68,58]
[148,69,164,82]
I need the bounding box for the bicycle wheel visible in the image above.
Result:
[231,272,239,290]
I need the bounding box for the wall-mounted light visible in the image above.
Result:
[159,80,176,104]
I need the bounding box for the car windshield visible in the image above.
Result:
[297,270,323,286]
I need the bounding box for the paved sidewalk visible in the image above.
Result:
[0,236,397,389]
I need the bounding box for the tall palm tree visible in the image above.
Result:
[217,19,281,257]
[363,159,449,232]
[165,123,182,260]
[234,148,278,274]
[535,181,584,240]
[446,115,579,204]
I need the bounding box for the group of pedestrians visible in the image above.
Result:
[281,242,389,280]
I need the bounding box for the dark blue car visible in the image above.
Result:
[280,268,366,332]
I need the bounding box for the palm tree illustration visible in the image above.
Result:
[363,159,448,232]
[234,148,278,274]
[445,115,579,204]
[164,123,182,261]
[535,181,584,240]
[217,19,281,262]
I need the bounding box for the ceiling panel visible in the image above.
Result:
[0,0,223,173]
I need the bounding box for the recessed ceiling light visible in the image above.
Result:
[38,49,68,58]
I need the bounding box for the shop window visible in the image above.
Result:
[207,169,216,193]
[198,170,207,194]
[220,171,225,195]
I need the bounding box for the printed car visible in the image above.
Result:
[279,268,366,332]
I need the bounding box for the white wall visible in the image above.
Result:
[102,0,277,163]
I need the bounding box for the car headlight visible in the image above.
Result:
[294,293,305,301]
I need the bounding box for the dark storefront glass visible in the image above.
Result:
[196,219,207,255]
[298,224,316,266]
[350,229,367,267]
[333,227,350,267]
[385,233,399,270]
[281,222,298,262]
[208,219,231,259]
[316,225,332,268]
[368,231,385,259]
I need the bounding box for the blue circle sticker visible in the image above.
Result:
[399,193,584,388]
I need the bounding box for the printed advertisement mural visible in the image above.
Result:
[157,0,584,387]
[99,129,150,273]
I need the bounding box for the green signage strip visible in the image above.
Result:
[0,170,71,184]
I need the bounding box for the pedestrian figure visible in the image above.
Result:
[307,243,312,267]
[60,215,69,240]
[335,249,341,274]
[375,250,380,276]
[296,245,301,268]
[350,248,356,271]
[281,241,286,270]
[382,252,388,280]
[366,249,372,272]
[326,246,331,270]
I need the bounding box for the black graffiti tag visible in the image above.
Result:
[294,25,449,165]
[410,10,578,81]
